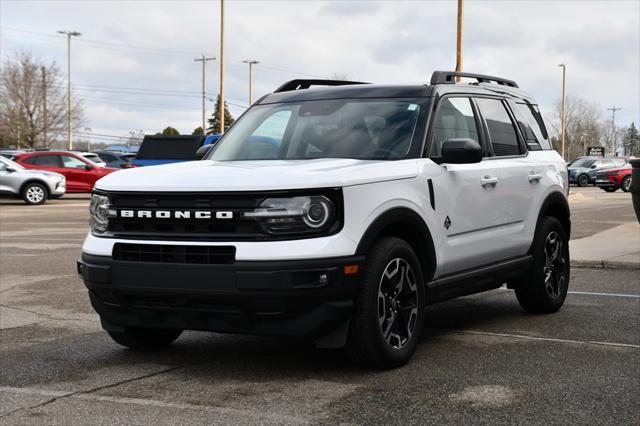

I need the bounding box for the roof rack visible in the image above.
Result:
[430,71,519,88]
[274,79,369,93]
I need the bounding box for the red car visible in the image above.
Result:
[595,163,632,192]
[14,151,118,193]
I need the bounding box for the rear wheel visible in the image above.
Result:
[107,327,182,349]
[602,186,618,192]
[516,217,570,314]
[21,182,48,205]
[346,237,425,369]
[621,176,632,193]
[577,174,589,187]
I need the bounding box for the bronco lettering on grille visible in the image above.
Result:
[118,210,234,219]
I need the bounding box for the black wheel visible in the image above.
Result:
[602,186,618,192]
[346,237,425,369]
[577,174,589,187]
[516,217,570,314]
[621,176,632,193]
[107,327,182,349]
[21,182,48,205]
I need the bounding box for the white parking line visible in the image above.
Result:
[431,328,640,349]
[497,287,639,299]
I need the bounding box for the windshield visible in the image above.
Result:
[0,156,25,170]
[570,159,595,168]
[207,99,424,161]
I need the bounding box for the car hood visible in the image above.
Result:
[95,158,419,192]
[21,169,65,179]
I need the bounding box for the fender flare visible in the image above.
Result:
[530,191,571,251]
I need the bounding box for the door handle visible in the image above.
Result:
[480,176,498,187]
[528,173,543,183]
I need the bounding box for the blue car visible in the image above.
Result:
[568,157,627,187]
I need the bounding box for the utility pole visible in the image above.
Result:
[607,105,622,155]
[41,66,47,148]
[194,55,216,132]
[242,59,260,105]
[58,30,81,150]
[219,0,225,133]
[558,63,567,160]
[455,0,464,82]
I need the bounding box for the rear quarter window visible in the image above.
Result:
[514,102,551,150]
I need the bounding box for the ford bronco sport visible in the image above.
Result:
[78,71,571,369]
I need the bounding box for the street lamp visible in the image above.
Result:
[58,30,81,150]
[242,60,260,105]
[558,63,567,160]
[84,127,92,152]
[194,55,216,132]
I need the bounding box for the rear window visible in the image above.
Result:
[136,136,204,160]
[514,102,551,150]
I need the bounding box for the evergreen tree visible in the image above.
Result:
[622,122,640,157]
[207,94,235,134]
[161,126,180,135]
[192,126,204,135]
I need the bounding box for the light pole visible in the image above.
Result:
[219,0,225,133]
[84,127,92,152]
[607,105,621,155]
[558,63,567,160]
[194,55,216,132]
[242,60,260,105]
[58,30,81,150]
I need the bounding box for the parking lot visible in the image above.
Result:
[0,187,638,424]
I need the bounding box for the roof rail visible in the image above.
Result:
[274,79,369,93]
[430,71,519,88]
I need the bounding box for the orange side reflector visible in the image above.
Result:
[344,264,359,275]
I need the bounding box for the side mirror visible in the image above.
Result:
[84,164,93,171]
[6,166,17,173]
[195,144,214,160]
[440,138,482,164]
[590,164,597,169]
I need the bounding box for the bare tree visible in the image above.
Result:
[0,51,84,149]
[547,96,606,160]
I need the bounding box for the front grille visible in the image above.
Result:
[99,190,343,241]
[113,243,235,264]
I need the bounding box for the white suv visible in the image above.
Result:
[78,71,570,369]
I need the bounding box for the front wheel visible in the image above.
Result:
[577,174,590,187]
[346,237,425,369]
[621,176,632,193]
[516,217,570,314]
[107,327,182,349]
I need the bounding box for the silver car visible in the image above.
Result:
[0,156,66,204]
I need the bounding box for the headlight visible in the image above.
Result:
[89,194,110,233]
[244,196,335,235]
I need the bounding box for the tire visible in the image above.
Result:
[516,217,570,314]
[346,237,425,369]
[602,186,618,192]
[577,174,589,187]
[21,182,48,205]
[621,176,632,193]
[107,327,182,350]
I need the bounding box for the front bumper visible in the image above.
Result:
[78,253,363,338]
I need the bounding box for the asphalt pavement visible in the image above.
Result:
[0,188,638,425]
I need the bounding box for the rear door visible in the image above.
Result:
[426,96,506,276]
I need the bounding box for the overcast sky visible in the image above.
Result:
[1,0,638,144]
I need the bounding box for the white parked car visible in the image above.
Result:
[77,152,107,167]
[78,71,571,369]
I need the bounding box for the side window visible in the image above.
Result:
[429,97,480,157]
[0,162,6,171]
[34,155,62,167]
[513,102,551,150]
[475,98,522,156]
[61,155,88,169]
[22,157,36,165]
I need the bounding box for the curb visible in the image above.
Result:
[571,259,640,270]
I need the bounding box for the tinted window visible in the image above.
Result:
[22,156,37,165]
[476,98,522,156]
[34,155,62,167]
[61,155,88,169]
[430,97,480,157]
[571,159,595,168]
[514,103,551,150]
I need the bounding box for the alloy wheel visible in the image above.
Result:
[26,186,45,203]
[543,231,566,298]
[622,177,632,192]
[377,258,418,350]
